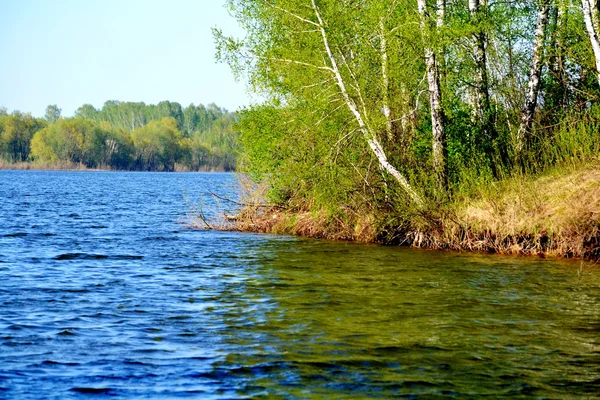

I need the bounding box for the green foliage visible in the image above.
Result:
[72,100,239,170]
[44,105,61,123]
[0,113,46,162]
[74,100,230,135]
[131,117,184,171]
[3,100,239,171]
[218,0,600,233]
[31,118,116,167]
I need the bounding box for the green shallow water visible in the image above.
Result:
[216,240,600,398]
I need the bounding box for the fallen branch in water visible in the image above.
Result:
[182,190,212,229]
[203,187,285,210]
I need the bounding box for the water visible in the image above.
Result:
[0,171,599,399]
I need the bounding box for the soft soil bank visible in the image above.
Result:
[225,162,600,259]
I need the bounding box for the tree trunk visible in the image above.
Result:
[418,0,448,191]
[311,0,423,206]
[379,20,393,141]
[549,1,567,109]
[469,0,493,143]
[436,0,447,86]
[582,0,600,87]
[516,0,550,162]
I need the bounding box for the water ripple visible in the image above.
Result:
[0,171,598,398]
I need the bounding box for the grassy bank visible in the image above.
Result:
[0,160,107,171]
[222,161,599,260]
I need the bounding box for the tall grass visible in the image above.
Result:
[227,106,600,259]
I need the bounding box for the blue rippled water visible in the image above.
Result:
[0,170,599,398]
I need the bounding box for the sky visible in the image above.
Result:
[0,0,251,117]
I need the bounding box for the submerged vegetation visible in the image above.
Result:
[215,0,600,258]
[0,101,239,171]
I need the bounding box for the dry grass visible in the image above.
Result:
[410,161,600,258]
[220,175,378,242]
[0,160,108,171]
[226,162,600,259]
[229,206,378,242]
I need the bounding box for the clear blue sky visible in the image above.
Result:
[0,0,250,117]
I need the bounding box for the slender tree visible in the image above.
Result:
[44,105,61,124]
[379,19,393,142]
[469,0,494,145]
[418,0,447,191]
[582,0,600,86]
[516,0,550,161]
[310,0,423,204]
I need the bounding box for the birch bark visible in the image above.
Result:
[469,0,492,141]
[516,0,550,160]
[582,0,600,86]
[418,0,447,191]
[379,20,393,141]
[311,0,423,205]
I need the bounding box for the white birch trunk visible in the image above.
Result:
[380,20,393,141]
[469,0,491,138]
[516,0,550,158]
[400,85,410,132]
[436,0,445,28]
[418,0,447,190]
[549,0,567,107]
[436,0,447,85]
[311,0,423,205]
[582,0,600,87]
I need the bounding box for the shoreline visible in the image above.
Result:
[0,161,233,173]
[224,208,599,260]
[211,162,600,260]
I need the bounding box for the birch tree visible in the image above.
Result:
[418,0,447,191]
[582,0,600,86]
[319,1,424,203]
[217,0,599,218]
[218,0,424,205]
[516,0,550,161]
[547,0,568,109]
[469,0,493,144]
[380,19,393,142]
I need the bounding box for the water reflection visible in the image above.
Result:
[214,239,600,398]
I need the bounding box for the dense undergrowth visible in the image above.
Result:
[220,109,600,259]
[225,160,598,259]
[205,0,600,259]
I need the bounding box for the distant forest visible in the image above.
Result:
[0,101,239,171]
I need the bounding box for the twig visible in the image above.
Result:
[205,188,285,209]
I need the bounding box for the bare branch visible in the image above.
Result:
[310,0,423,205]
[207,189,284,209]
[258,55,334,73]
[266,2,320,27]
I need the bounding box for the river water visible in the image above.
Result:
[0,170,598,398]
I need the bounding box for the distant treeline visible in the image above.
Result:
[0,101,239,171]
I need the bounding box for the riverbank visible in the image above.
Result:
[0,160,230,172]
[0,160,108,171]
[224,161,599,260]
